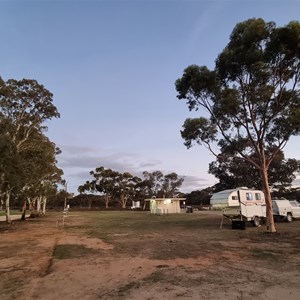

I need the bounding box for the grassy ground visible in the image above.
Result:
[1,210,300,300]
[0,209,22,217]
[62,210,300,260]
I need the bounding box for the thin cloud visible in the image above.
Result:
[180,175,214,192]
[57,144,140,171]
[58,144,213,194]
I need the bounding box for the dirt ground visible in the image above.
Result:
[0,211,300,300]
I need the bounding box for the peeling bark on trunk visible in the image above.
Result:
[36,196,41,214]
[42,197,47,215]
[261,168,276,233]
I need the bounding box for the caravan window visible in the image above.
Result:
[246,193,253,201]
[232,196,238,200]
[255,193,261,201]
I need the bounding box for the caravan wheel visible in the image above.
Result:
[286,213,293,222]
[252,216,260,227]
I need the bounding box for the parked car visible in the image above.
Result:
[289,200,300,219]
[272,199,300,222]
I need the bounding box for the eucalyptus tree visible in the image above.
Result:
[209,151,300,192]
[141,171,184,198]
[161,172,184,198]
[78,181,95,209]
[0,113,23,218]
[19,130,63,217]
[175,19,300,232]
[185,189,212,206]
[0,78,59,149]
[80,167,144,208]
[115,172,139,208]
[80,167,120,208]
[0,77,60,222]
[141,171,164,197]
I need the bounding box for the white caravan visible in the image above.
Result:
[212,188,266,227]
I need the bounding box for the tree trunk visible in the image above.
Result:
[88,199,92,209]
[36,196,41,214]
[42,197,47,215]
[261,167,276,233]
[5,190,11,223]
[21,199,26,221]
[119,195,127,209]
[104,195,111,209]
[28,197,36,217]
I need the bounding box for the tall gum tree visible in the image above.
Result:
[19,130,63,217]
[0,77,60,222]
[0,114,22,218]
[175,19,300,233]
[80,167,121,209]
[141,171,184,198]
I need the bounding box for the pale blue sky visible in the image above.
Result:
[1,0,299,194]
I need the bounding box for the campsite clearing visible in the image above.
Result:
[0,210,299,300]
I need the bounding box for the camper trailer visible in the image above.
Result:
[212,188,266,227]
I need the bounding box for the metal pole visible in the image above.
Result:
[64,182,67,209]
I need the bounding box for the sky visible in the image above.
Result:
[1,0,300,194]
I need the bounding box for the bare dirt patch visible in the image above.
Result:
[0,211,299,300]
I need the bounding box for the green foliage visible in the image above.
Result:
[181,118,217,149]
[141,170,184,198]
[176,18,300,167]
[0,76,62,215]
[185,189,212,206]
[209,151,300,192]
[0,114,23,192]
[272,187,300,201]
[78,168,184,208]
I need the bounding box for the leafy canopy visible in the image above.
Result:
[176,18,300,171]
[209,151,300,192]
[0,76,62,207]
